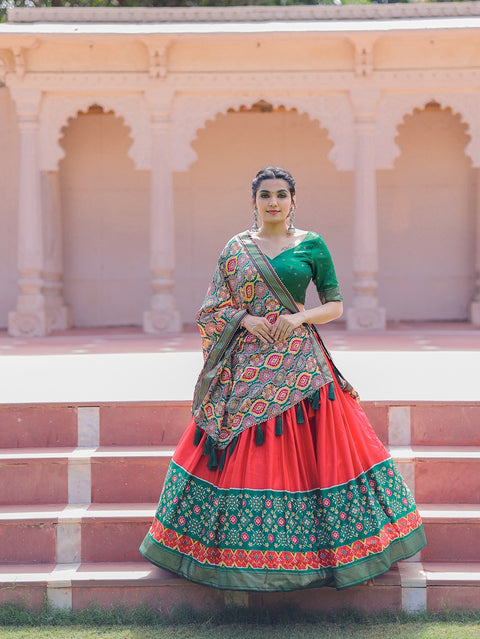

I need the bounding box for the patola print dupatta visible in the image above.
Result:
[192,231,337,450]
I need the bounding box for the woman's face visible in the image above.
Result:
[254,178,294,229]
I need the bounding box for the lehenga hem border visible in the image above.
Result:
[139,525,426,592]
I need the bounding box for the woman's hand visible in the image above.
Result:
[241,314,275,344]
[270,312,305,341]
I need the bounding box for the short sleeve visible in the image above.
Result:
[310,235,343,304]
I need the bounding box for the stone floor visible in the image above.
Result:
[0,321,479,404]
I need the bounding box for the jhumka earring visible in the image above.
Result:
[287,207,296,233]
[251,207,260,232]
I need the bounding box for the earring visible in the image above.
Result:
[251,207,259,232]
[287,207,295,233]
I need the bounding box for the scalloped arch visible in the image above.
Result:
[171,93,354,172]
[376,92,480,169]
[39,94,151,171]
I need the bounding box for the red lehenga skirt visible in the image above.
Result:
[139,365,426,591]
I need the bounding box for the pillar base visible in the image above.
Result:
[143,308,182,334]
[346,306,386,330]
[8,309,49,337]
[470,300,480,326]
[47,304,72,332]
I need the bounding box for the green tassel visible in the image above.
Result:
[275,414,283,436]
[228,436,238,456]
[203,436,212,456]
[208,446,218,471]
[296,403,305,424]
[311,391,320,411]
[219,447,227,472]
[193,425,202,446]
[328,382,335,401]
[255,423,264,446]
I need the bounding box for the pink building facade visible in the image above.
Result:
[1,4,480,335]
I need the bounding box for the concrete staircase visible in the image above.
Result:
[0,400,479,613]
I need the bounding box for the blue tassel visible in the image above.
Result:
[219,447,227,472]
[203,436,212,456]
[296,403,305,424]
[275,414,283,436]
[208,446,218,470]
[256,423,264,446]
[328,382,335,401]
[193,425,202,446]
[229,436,238,456]
[311,390,320,411]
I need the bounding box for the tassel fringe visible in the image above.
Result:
[328,382,335,401]
[208,446,218,471]
[275,414,283,436]
[193,425,203,446]
[203,435,212,456]
[311,390,320,411]
[296,403,305,424]
[255,423,264,446]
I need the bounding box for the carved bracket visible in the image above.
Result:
[141,38,174,80]
[349,36,377,78]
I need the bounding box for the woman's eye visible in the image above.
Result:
[260,193,269,198]
[278,193,287,198]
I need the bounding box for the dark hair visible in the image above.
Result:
[251,166,296,199]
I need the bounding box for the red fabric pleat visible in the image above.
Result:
[174,375,389,493]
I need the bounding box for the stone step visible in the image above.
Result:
[0,560,478,613]
[2,401,480,450]
[0,447,174,504]
[1,445,479,505]
[1,503,478,565]
[391,446,480,504]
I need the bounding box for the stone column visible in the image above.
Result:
[347,90,386,330]
[42,170,72,330]
[143,92,182,333]
[8,89,49,337]
[470,168,480,325]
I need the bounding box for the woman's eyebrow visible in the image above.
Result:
[258,189,289,194]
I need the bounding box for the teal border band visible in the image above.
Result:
[140,525,426,592]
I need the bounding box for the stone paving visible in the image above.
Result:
[0,322,479,404]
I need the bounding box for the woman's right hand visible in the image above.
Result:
[241,314,274,344]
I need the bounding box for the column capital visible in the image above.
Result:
[349,88,381,124]
[144,88,174,123]
[8,85,42,126]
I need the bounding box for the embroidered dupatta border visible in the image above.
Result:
[192,308,246,413]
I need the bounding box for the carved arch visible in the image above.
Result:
[170,93,354,172]
[376,92,480,169]
[39,94,151,171]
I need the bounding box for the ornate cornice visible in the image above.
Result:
[7,3,480,24]
[6,67,480,95]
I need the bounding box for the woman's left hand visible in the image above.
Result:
[271,312,305,341]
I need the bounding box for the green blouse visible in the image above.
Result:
[267,231,343,305]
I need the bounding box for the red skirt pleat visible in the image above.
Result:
[175,377,388,494]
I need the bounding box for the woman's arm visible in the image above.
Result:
[270,301,343,341]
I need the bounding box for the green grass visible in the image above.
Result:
[1,603,480,638]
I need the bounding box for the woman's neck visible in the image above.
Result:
[256,223,291,239]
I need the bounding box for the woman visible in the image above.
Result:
[139,166,426,591]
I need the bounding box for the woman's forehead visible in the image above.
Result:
[257,178,290,192]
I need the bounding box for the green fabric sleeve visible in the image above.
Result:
[310,234,343,304]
